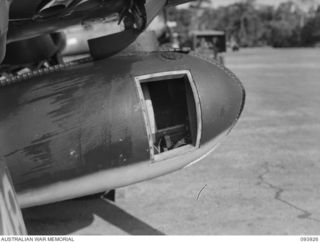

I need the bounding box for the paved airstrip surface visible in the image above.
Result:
[23,48,320,235]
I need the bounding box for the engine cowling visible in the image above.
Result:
[2,33,66,65]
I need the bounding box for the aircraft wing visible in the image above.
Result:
[1,0,195,63]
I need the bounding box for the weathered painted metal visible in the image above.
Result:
[0,52,245,207]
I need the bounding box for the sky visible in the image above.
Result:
[179,0,320,9]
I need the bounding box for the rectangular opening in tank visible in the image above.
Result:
[135,71,201,160]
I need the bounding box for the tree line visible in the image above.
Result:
[167,0,320,48]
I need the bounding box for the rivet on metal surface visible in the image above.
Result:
[0,57,93,87]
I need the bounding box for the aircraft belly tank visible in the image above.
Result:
[0,52,245,208]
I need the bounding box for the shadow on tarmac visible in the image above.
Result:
[22,197,164,235]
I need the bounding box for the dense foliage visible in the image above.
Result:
[167,0,320,47]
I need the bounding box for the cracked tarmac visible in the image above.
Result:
[23,48,320,235]
[257,162,320,224]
